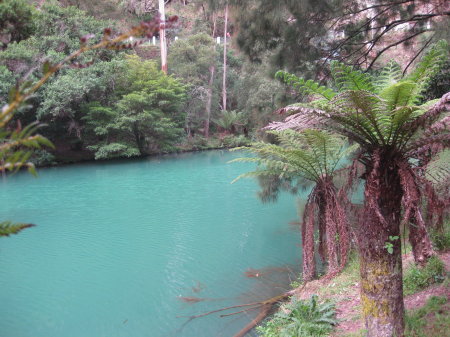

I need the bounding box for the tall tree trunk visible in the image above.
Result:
[158,0,168,73]
[222,2,228,112]
[133,123,145,155]
[358,153,404,337]
[204,15,217,138]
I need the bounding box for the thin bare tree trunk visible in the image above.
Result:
[158,0,167,73]
[204,15,217,138]
[222,2,228,112]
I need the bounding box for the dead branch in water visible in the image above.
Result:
[233,304,272,337]
[177,289,298,336]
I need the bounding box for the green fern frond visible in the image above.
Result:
[330,61,374,92]
[231,129,353,187]
[276,71,337,100]
[0,221,35,237]
[425,149,450,186]
[406,40,449,98]
[380,81,418,110]
[374,60,403,93]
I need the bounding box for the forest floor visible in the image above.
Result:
[290,251,450,336]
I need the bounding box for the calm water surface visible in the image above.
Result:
[0,150,302,337]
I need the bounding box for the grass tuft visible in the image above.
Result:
[403,256,446,295]
[430,222,450,251]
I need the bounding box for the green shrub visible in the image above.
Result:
[257,295,337,337]
[403,256,446,295]
[430,223,450,251]
[30,150,56,166]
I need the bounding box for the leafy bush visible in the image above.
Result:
[257,295,337,337]
[30,150,56,166]
[403,256,446,295]
[221,135,251,148]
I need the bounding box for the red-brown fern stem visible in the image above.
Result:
[322,180,339,276]
[424,181,447,231]
[302,194,316,282]
[398,160,435,265]
[335,188,351,269]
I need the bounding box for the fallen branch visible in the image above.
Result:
[233,304,272,337]
[177,289,298,336]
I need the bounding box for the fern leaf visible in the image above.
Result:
[276,71,337,100]
[380,81,418,111]
[406,40,449,98]
[331,61,374,92]
[374,60,403,93]
[0,221,35,237]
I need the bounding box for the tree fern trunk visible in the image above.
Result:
[359,154,404,337]
[302,201,316,282]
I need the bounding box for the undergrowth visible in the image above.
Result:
[316,251,360,297]
[403,256,446,295]
[257,295,337,337]
[430,221,450,251]
[404,296,449,337]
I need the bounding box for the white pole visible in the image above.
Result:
[158,0,168,73]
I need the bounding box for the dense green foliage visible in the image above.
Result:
[0,0,36,49]
[257,295,337,337]
[0,1,292,163]
[83,56,186,159]
[403,256,446,295]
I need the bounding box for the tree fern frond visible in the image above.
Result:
[330,61,374,92]
[380,81,419,111]
[0,221,35,237]
[424,149,450,186]
[374,60,403,93]
[406,40,449,99]
[276,71,337,100]
[331,90,389,145]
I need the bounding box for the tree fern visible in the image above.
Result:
[270,41,450,337]
[232,130,354,280]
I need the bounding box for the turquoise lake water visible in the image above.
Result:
[0,150,302,337]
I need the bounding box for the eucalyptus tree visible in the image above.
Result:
[268,41,450,336]
[232,129,355,281]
